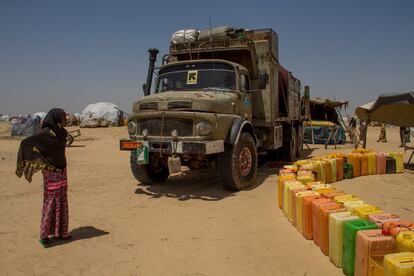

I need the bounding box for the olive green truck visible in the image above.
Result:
[120,27,309,191]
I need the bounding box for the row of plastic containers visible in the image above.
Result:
[283,150,405,186]
[278,168,414,276]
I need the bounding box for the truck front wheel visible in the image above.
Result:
[130,151,169,185]
[218,132,258,191]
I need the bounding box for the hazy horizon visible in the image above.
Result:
[1,0,413,116]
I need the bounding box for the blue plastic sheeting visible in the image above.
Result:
[11,116,41,137]
[304,125,345,145]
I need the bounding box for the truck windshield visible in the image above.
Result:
[156,63,236,93]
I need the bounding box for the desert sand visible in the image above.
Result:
[0,122,413,276]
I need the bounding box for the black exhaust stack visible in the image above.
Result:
[143,48,159,96]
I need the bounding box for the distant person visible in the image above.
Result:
[405,127,411,144]
[400,126,407,147]
[377,123,387,143]
[15,108,71,247]
[349,117,357,130]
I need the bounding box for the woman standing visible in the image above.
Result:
[16,108,71,246]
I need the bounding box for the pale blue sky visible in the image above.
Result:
[1,0,413,115]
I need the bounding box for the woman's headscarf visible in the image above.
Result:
[16,108,68,182]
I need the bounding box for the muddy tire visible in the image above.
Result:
[283,125,297,162]
[218,132,257,191]
[130,151,169,184]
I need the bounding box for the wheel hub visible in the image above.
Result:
[239,147,252,177]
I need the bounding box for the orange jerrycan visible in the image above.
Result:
[295,191,319,233]
[302,195,320,239]
[321,190,346,200]
[312,198,335,245]
[336,157,345,181]
[361,154,369,176]
[347,153,362,177]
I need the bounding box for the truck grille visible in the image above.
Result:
[138,118,193,136]
[139,102,158,111]
[168,100,192,110]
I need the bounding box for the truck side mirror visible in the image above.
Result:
[258,71,269,90]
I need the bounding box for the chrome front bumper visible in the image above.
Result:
[120,139,224,155]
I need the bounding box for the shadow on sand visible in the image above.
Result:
[44,226,109,248]
[134,147,320,201]
[134,160,282,201]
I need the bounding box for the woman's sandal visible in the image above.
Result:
[38,238,51,247]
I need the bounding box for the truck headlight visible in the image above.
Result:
[128,121,137,135]
[196,121,212,136]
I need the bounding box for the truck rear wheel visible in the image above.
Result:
[130,151,169,185]
[296,124,303,157]
[283,126,297,162]
[218,132,258,191]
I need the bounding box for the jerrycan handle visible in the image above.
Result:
[400,258,414,264]
[354,221,367,227]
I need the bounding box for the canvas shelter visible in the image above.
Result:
[80,102,123,127]
[10,115,41,137]
[304,97,348,145]
[356,91,414,148]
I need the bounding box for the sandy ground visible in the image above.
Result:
[0,122,413,276]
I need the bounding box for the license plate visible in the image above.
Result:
[136,144,149,164]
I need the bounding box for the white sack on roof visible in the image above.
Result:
[80,102,121,127]
[171,29,199,44]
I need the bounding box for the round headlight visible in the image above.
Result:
[196,121,212,136]
[128,121,137,135]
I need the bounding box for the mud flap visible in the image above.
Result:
[168,156,181,174]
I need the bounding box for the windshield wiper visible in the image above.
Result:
[200,87,232,92]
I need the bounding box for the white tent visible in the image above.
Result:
[33,112,47,121]
[80,102,121,127]
[0,115,9,122]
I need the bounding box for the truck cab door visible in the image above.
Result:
[239,73,252,121]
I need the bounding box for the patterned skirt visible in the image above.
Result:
[40,169,69,239]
